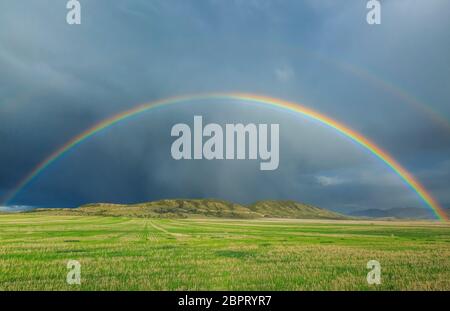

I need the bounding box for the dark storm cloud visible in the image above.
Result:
[0,0,449,214]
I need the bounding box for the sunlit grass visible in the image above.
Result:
[0,215,449,290]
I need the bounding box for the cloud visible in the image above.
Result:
[274,65,295,82]
[315,176,346,186]
[0,205,36,212]
[0,0,449,215]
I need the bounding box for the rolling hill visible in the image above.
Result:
[31,199,348,220]
[248,200,346,219]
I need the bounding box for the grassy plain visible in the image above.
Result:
[0,214,449,290]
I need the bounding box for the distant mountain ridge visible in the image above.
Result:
[349,207,450,219]
[32,199,348,220]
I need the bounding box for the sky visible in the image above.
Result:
[0,0,449,216]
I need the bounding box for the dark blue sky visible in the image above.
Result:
[0,0,449,215]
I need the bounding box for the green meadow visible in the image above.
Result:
[0,214,449,290]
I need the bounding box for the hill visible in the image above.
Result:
[349,207,449,219]
[32,199,347,220]
[248,200,347,219]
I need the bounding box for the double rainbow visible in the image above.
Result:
[3,93,447,220]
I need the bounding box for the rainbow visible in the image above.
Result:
[3,46,449,133]
[3,93,447,220]
[292,46,450,133]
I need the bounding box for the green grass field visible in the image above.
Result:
[0,214,449,290]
